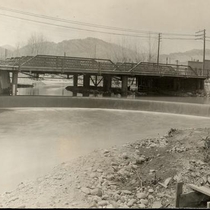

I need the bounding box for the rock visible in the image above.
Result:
[196,160,206,165]
[109,200,119,208]
[121,190,132,195]
[132,164,138,170]
[149,143,156,148]
[90,188,102,197]
[114,193,120,201]
[207,176,210,184]
[106,174,115,181]
[140,199,148,205]
[92,196,101,202]
[135,150,140,155]
[98,200,108,207]
[157,192,165,198]
[139,203,146,208]
[122,153,129,159]
[81,187,91,194]
[90,173,98,178]
[17,206,26,208]
[103,149,110,154]
[111,162,118,166]
[130,179,136,185]
[120,196,126,203]
[106,204,114,208]
[97,169,103,173]
[117,168,130,177]
[164,177,172,186]
[148,195,154,200]
[202,176,207,184]
[158,177,172,188]
[102,195,109,200]
[127,199,136,207]
[152,201,162,208]
[135,157,146,164]
[137,192,147,199]
[148,189,154,193]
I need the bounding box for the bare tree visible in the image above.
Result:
[27,33,47,56]
[147,33,157,63]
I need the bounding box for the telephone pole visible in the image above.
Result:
[195,29,206,76]
[157,33,162,65]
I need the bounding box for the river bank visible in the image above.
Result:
[1,127,210,208]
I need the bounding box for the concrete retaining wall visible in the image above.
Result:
[0,71,10,95]
[0,96,210,117]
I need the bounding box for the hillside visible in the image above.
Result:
[0,46,13,60]
[2,37,210,65]
[13,37,141,63]
[160,49,210,65]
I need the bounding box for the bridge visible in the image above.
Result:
[0,54,206,96]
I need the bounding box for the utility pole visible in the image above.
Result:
[195,29,206,76]
[157,33,161,65]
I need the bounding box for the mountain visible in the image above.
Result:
[159,49,210,65]
[7,37,210,65]
[0,46,13,60]
[1,45,15,52]
[13,37,141,62]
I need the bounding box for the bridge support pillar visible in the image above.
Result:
[136,76,139,90]
[200,80,204,90]
[73,74,78,87]
[83,74,90,97]
[12,71,18,96]
[121,76,128,97]
[103,75,112,91]
[35,73,39,79]
[83,74,90,88]
[95,75,98,87]
[73,74,78,96]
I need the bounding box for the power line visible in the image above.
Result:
[0,13,158,39]
[162,33,195,37]
[0,6,208,43]
[0,6,198,38]
[162,37,196,40]
[0,6,158,35]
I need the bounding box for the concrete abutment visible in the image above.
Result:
[0,71,10,95]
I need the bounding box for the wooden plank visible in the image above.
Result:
[175,182,183,207]
[179,191,210,207]
[188,184,210,197]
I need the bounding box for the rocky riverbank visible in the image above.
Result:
[1,127,210,208]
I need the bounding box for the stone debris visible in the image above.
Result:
[1,128,210,208]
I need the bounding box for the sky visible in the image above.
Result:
[0,0,209,54]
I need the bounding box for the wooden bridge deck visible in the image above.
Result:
[0,55,206,79]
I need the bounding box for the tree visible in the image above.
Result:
[27,33,47,56]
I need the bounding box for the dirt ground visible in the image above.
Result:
[1,127,210,208]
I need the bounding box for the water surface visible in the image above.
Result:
[0,108,210,194]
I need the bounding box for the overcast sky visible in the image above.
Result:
[0,0,209,54]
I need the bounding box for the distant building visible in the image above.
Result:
[188,60,210,76]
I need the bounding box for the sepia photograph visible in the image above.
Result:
[0,0,210,208]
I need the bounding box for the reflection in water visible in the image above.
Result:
[17,78,210,104]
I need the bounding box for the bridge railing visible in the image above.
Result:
[19,55,118,72]
[127,62,198,77]
[0,55,203,78]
